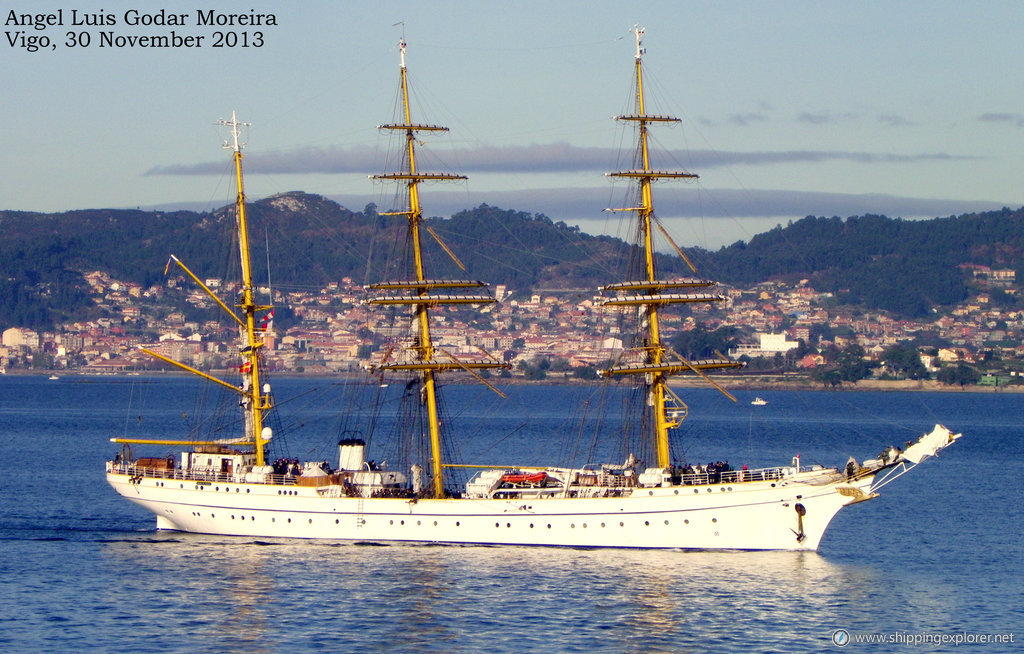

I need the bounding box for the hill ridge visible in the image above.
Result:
[1,192,1021,329]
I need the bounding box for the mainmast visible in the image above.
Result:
[221,112,273,467]
[600,27,741,468]
[368,38,506,498]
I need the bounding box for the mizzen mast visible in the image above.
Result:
[111,113,273,464]
[600,27,741,468]
[221,112,273,467]
[368,37,506,498]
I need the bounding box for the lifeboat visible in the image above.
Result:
[500,471,548,485]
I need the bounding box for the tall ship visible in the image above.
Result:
[106,30,960,550]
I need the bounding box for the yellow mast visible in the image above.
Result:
[602,27,740,468]
[632,32,672,467]
[369,38,505,497]
[222,112,273,467]
[398,40,444,498]
[113,114,273,464]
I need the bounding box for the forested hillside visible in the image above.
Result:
[1,193,1021,330]
[690,209,1024,316]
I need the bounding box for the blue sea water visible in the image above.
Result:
[0,375,1020,653]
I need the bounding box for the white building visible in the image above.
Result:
[728,332,799,359]
[2,327,40,349]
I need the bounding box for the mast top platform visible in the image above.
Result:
[218,111,251,154]
[633,25,645,60]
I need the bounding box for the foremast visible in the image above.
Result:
[600,27,742,468]
[367,38,507,498]
[111,112,273,466]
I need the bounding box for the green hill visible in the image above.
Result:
[691,209,1024,315]
[1,193,1021,330]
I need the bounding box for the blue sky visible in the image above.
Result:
[4,1,1023,248]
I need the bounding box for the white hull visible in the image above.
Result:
[106,468,877,551]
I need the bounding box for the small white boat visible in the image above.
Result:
[751,397,768,406]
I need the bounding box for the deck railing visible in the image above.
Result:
[108,460,794,491]
[682,467,786,486]
[106,462,297,486]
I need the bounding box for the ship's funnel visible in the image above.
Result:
[338,438,366,471]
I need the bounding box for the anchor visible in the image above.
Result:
[791,502,807,542]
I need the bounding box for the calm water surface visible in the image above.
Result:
[0,375,1020,653]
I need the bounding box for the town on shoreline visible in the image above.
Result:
[2,267,1022,392]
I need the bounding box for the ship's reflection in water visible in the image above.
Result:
[102,534,888,652]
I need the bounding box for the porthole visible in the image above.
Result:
[727,487,732,491]
[712,518,718,523]
[648,491,654,496]
[235,488,239,493]
[246,489,250,493]
[601,523,606,528]
[529,523,534,528]
[570,524,576,529]
[644,521,650,526]
[619,522,624,527]
[433,521,438,526]
[582,523,587,529]
[287,518,291,523]
[546,524,552,529]
[693,489,699,494]
[707,488,713,493]
[308,519,312,524]
[400,520,405,525]
[417,520,422,526]
[389,520,394,525]
[664,520,669,525]
[506,523,511,528]
[495,522,500,528]
[684,519,689,524]
[455,521,460,527]
[335,519,340,525]
[674,490,679,495]
[215,487,219,491]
